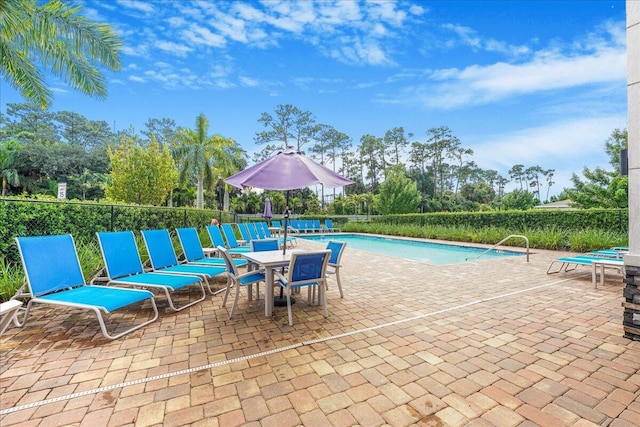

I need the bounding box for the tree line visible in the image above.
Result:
[0,102,628,215]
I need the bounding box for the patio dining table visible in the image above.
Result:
[241,249,304,317]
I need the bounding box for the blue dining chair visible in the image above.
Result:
[275,250,331,326]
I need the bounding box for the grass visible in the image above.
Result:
[342,222,628,252]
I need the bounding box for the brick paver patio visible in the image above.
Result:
[1,236,639,426]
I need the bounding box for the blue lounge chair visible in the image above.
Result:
[141,229,228,294]
[255,222,267,238]
[247,222,260,240]
[275,250,331,326]
[324,219,340,232]
[218,247,266,319]
[176,227,247,269]
[546,254,621,274]
[254,222,266,239]
[260,221,296,247]
[313,219,322,233]
[221,224,252,253]
[15,234,158,339]
[0,300,22,336]
[96,231,207,309]
[207,225,250,254]
[237,223,252,245]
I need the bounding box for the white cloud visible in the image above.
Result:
[154,40,194,57]
[116,0,154,13]
[384,22,626,110]
[239,76,260,87]
[442,23,530,57]
[181,24,226,47]
[129,75,146,83]
[471,116,624,173]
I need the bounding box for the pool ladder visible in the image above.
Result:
[467,234,530,263]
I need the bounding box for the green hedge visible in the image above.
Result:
[374,209,628,232]
[0,198,234,264]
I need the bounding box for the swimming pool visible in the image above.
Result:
[300,233,525,265]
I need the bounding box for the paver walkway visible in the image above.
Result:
[1,236,639,426]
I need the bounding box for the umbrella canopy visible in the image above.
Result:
[225,148,353,191]
[263,198,273,220]
[226,147,353,257]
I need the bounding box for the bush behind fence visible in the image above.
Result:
[0,198,235,264]
[374,209,629,232]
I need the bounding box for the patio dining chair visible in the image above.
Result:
[15,234,158,339]
[219,246,266,319]
[96,231,206,310]
[250,238,279,252]
[325,240,346,298]
[275,250,331,326]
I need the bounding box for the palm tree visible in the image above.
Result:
[174,114,234,209]
[1,0,122,109]
[0,140,20,195]
[216,143,247,211]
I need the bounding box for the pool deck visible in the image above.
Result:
[1,236,639,426]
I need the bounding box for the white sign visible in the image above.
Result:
[57,182,67,199]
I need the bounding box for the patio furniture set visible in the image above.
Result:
[1,224,346,340]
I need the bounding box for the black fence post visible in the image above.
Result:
[110,204,114,231]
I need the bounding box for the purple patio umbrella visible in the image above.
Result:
[263,197,273,220]
[226,148,353,306]
[226,147,353,254]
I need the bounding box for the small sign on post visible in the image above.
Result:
[57,182,67,199]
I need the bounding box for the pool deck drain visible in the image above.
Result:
[1,238,639,426]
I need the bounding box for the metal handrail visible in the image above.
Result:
[469,234,530,262]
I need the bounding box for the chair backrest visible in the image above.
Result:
[97,231,147,279]
[141,229,180,269]
[206,225,226,248]
[16,234,85,296]
[272,220,281,228]
[325,219,333,229]
[216,246,239,277]
[176,227,206,262]
[237,223,251,242]
[291,219,298,229]
[221,224,241,248]
[250,238,279,252]
[247,223,259,240]
[254,222,266,239]
[326,240,346,266]
[260,222,273,238]
[288,250,331,286]
[313,219,321,230]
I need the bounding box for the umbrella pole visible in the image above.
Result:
[275,191,294,306]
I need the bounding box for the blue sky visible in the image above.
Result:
[1,0,627,198]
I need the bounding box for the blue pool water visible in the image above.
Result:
[300,233,524,265]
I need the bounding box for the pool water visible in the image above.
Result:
[300,233,524,265]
